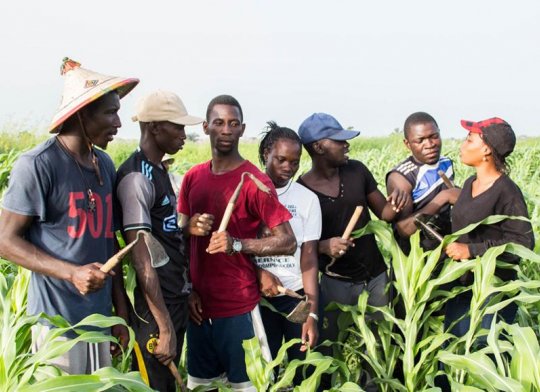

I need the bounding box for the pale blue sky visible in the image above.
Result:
[1,0,539,139]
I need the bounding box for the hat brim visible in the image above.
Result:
[49,77,139,133]
[168,114,204,126]
[327,129,361,141]
[460,120,482,134]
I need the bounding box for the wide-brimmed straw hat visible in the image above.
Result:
[49,57,139,133]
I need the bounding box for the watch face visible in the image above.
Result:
[233,240,242,252]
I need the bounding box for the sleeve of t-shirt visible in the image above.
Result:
[248,179,292,229]
[116,172,155,231]
[303,191,322,242]
[358,161,379,195]
[467,195,535,259]
[177,170,191,216]
[2,154,49,221]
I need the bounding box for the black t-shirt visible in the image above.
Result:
[452,174,534,281]
[298,160,386,281]
[116,149,189,303]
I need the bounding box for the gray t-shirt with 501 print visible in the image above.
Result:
[2,137,116,338]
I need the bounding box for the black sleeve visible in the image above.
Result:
[468,195,535,260]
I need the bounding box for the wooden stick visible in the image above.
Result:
[168,362,187,392]
[325,206,364,276]
[100,231,144,273]
[217,172,270,233]
[437,170,454,189]
[341,206,364,240]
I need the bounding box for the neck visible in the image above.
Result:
[139,137,164,166]
[211,150,245,174]
[475,163,501,183]
[57,133,92,165]
[311,158,340,181]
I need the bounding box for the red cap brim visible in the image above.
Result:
[460,120,483,134]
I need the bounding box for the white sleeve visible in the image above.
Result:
[303,192,322,242]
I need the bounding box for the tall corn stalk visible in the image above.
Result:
[0,266,153,391]
[336,215,540,391]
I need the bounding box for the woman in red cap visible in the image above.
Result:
[443,117,534,337]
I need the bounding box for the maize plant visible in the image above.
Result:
[328,215,540,391]
[0,266,153,392]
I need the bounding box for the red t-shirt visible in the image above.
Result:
[178,160,291,318]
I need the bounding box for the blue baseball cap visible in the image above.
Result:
[298,113,360,144]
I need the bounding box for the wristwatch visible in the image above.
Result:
[232,238,243,254]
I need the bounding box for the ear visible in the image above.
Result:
[403,138,411,151]
[313,140,325,155]
[240,123,246,138]
[203,121,209,135]
[149,122,160,135]
[263,148,270,164]
[482,144,492,156]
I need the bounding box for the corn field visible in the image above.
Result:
[0,132,539,391]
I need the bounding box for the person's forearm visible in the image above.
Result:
[300,242,319,313]
[112,263,129,321]
[0,233,77,281]
[395,192,449,237]
[380,203,398,223]
[127,233,173,334]
[240,233,296,256]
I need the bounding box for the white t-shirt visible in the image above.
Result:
[254,181,322,292]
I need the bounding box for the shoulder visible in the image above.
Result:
[13,138,59,171]
[243,161,275,189]
[497,175,525,197]
[291,182,318,201]
[184,160,211,178]
[390,156,417,177]
[346,159,376,180]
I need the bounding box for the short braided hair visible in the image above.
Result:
[258,121,301,166]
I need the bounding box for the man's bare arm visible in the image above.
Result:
[207,221,296,256]
[124,229,176,365]
[0,209,110,294]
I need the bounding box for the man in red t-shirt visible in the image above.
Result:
[178,95,295,391]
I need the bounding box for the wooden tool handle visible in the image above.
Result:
[342,206,364,239]
[277,285,304,299]
[218,202,235,233]
[100,232,143,273]
[168,362,187,392]
[437,170,454,189]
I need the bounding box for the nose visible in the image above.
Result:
[222,124,233,135]
[114,114,122,128]
[425,138,435,148]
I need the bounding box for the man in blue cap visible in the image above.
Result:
[297,112,408,389]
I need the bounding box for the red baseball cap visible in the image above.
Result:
[461,117,516,158]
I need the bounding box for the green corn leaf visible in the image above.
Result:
[242,336,268,391]
[439,351,524,392]
[508,324,540,389]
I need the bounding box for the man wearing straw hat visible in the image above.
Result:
[177,94,296,391]
[0,58,138,374]
[116,90,203,391]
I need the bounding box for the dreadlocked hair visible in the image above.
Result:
[258,121,301,166]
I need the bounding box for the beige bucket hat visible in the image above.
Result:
[132,90,203,126]
[49,58,139,133]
